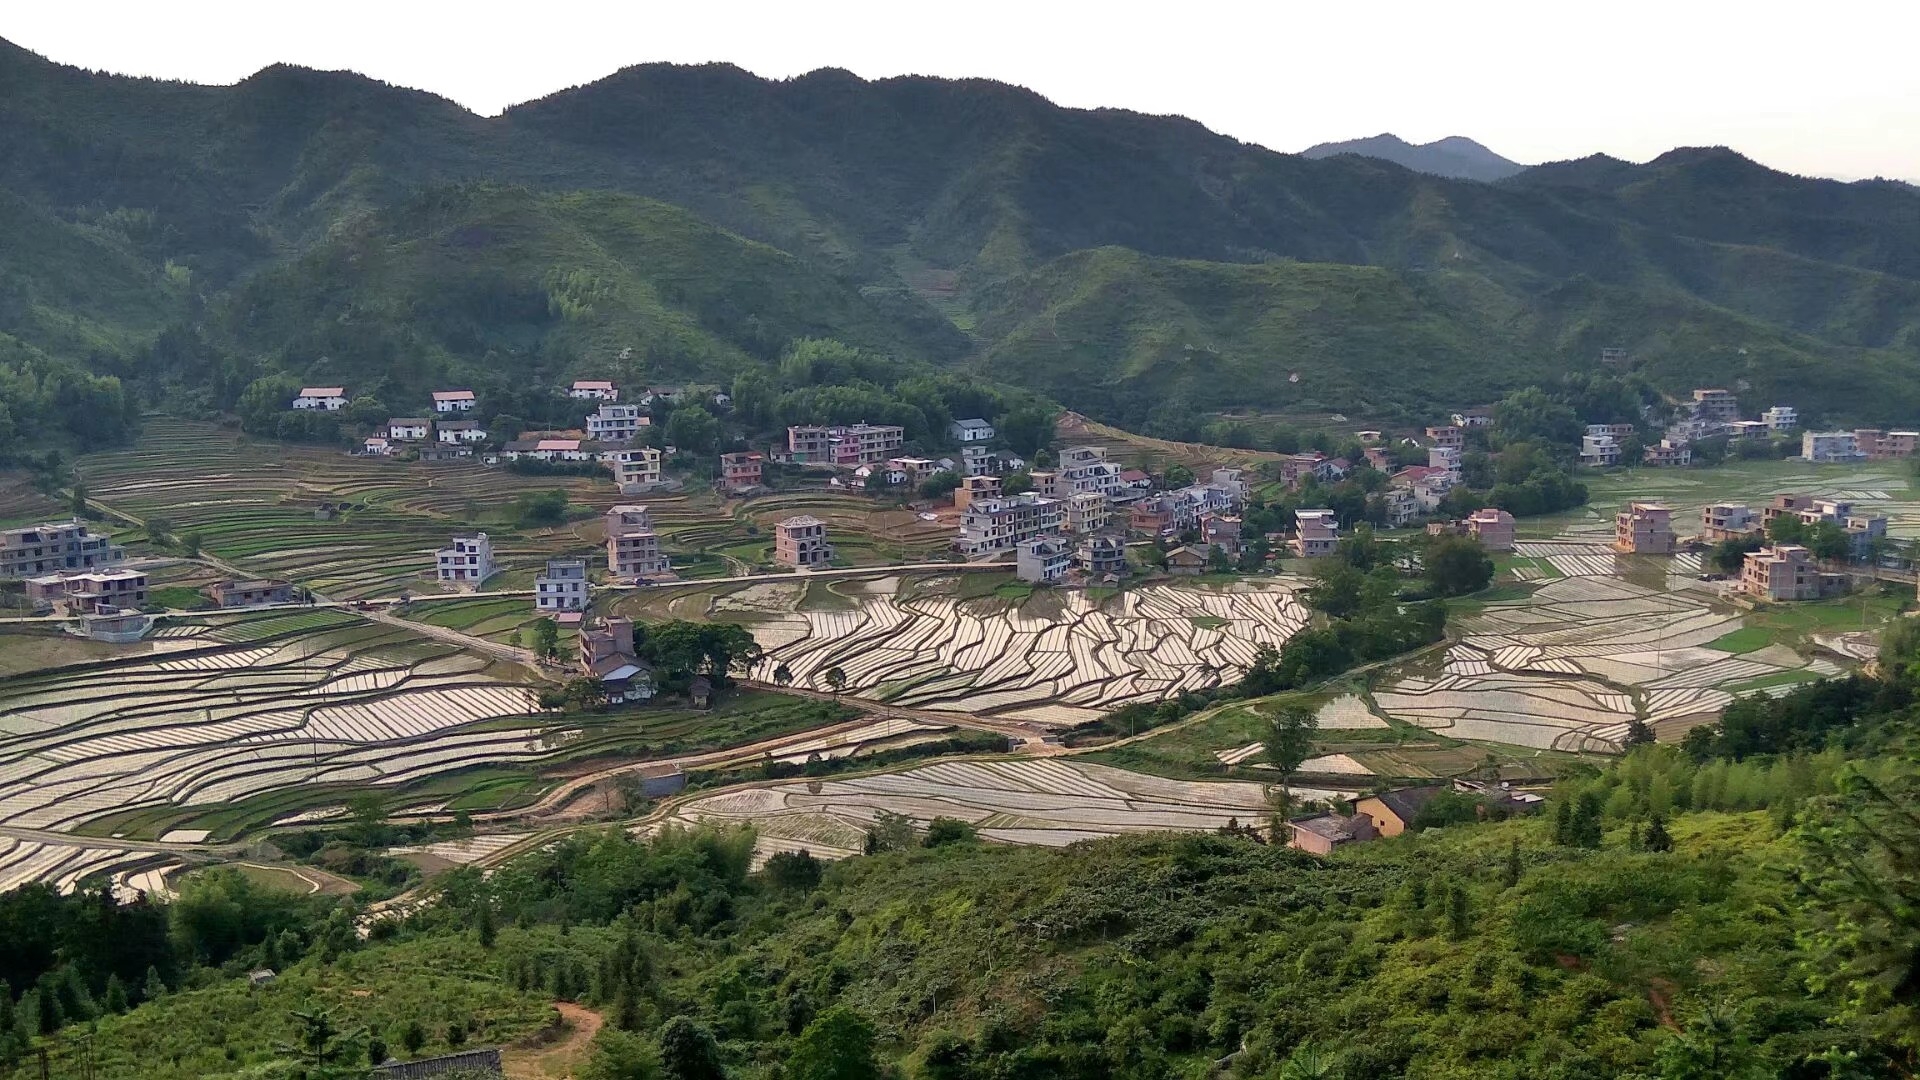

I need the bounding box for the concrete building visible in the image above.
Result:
[1691,388,1740,424]
[1740,545,1848,601]
[955,492,1063,557]
[1465,508,1515,551]
[831,424,906,466]
[292,387,347,411]
[436,533,494,584]
[1287,813,1379,855]
[1165,546,1209,575]
[1425,425,1464,449]
[206,579,294,608]
[950,418,994,443]
[1761,406,1798,433]
[1727,421,1771,441]
[604,446,664,492]
[1078,534,1129,576]
[27,568,148,614]
[605,506,669,577]
[959,444,997,478]
[584,403,647,443]
[720,451,764,491]
[1201,513,1242,558]
[1292,510,1339,558]
[500,437,594,463]
[436,420,487,444]
[1382,487,1421,527]
[1065,491,1111,535]
[1802,431,1864,462]
[1614,502,1675,554]
[1452,408,1493,428]
[1643,440,1693,467]
[1015,535,1072,583]
[1354,786,1445,837]
[774,515,833,569]
[534,558,589,612]
[431,390,476,413]
[568,380,619,401]
[786,425,833,462]
[362,436,393,456]
[1579,433,1621,468]
[1854,429,1920,460]
[1,519,124,579]
[579,616,652,703]
[1054,446,1125,500]
[387,418,431,442]
[954,474,1001,511]
[1428,445,1462,473]
[1701,504,1759,542]
[1763,494,1817,523]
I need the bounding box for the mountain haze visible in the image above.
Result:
[1301,133,1526,182]
[4,39,1920,437]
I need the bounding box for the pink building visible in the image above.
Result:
[1614,502,1674,554]
[1465,508,1515,551]
[720,451,764,491]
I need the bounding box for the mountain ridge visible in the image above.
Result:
[1302,132,1527,182]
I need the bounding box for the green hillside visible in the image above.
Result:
[5,38,1920,448]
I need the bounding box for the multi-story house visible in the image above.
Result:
[1643,440,1693,467]
[605,505,669,578]
[1065,491,1110,535]
[886,457,937,486]
[775,515,833,569]
[432,420,482,444]
[1587,423,1636,440]
[955,493,1063,557]
[1428,445,1462,473]
[1853,429,1920,459]
[1763,494,1816,523]
[954,474,1001,511]
[603,446,664,492]
[1292,510,1339,558]
[206,578,295,608]
[1465,508,1515,551]
[1701,503,1759,542]
[1055,446,1124,499]
[585,403,647,443]
[1795,500,1890,558]
[1614,502,1674,554]
[27,568,148,614]
[0,519,123,579]
[579,616,652,703]
[950,418,995,443]
[431,390,476,413]
[1691,388,1740,424]
[1279,453,1328,490]
[292,386,347,411]
[1201,513,1242,558]
[533,559,589,612]
[1129,493,1178,538]
[831,424,906,466]
[569,380,619,401]
[1382,487,1421,527]
[1802,431,1863,462]
[1425,425,1464,449]
[435,533,494,584]
[1761,406,1798,432]
[1579,433,1621,468]
[720,451,764,491]
[787,425,833,462]
[1364,446,1394,472]
[1078,534,1129,576]
[1015,536,1072,583]
[1727,421,1770,440]
[388,417,432,442]
[959,445,997,477]
[1740,545,1847,601]
[1209,468,1247,503]
[1451,408,1493,428]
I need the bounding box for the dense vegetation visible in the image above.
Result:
[7,39,1920,455]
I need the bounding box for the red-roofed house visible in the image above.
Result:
[292,387,347,411]
[431,390,476,413]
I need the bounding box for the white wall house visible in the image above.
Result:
[387,418,431,441]
[437,420,488,444]
[292,387,347,411]
[569,380,619,401]
[585,403,647,442]
[950,418,995,443]
[534,558,589,612]
[432,390,476,413]
[436,533,494,584]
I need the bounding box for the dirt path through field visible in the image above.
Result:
[503,1002,603,1080]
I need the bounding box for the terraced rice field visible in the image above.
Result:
[712,575,1309,725]
[0,609,560,889]
[0,837,172,896]
[1373,558,1853,751]
[655,758,1286,866]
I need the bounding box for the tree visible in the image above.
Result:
[997,403,1056,458]
[582,1028,663,1080]
[367,1037,389,1067]
[1446,880,1472,940]
[665,406,721,457]
[1643,811,1674,853]
[531,618,561,659]
[400,1020,427,1057]
[1622,716,1655,747]
[1264,705,1319,796]
[180,531,203,557]
[656,1016,725,1080]
[1503,839,1524,889]
[863,810,916,853]
[772,663,793,687]
[824,666,847,693]
[999,471,1034,497]
[1161,463,1195,489]
[475,901,496,949]
[1277,1042,1340,1079]
[918,471,960,501]
[1808,520,1854,563]
[278,1009,362,1067]
[1423,534,1494,596]
[922,818,977,847]
[103,973,127,1014]
[142,965,166,1003]
[1491,386,1581,448]
[786,1006,881,1080]
[764,849,823,891]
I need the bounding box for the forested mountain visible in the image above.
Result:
[6,37,1920,446]
[1302,133,1526,181]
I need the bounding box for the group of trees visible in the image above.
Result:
[0,341,143,461]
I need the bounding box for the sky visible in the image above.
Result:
[7,0,1920,181]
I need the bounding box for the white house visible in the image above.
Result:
[585,403,647,443]
[1802,431,1863,463]
[292,387,347,411]
[569,380,619,401]
[435,533,494,584]
[431,390,476,413]
[534,558,589,612]
[362,436,394,456]
[387,418,431,442]
[950,418,995,443]
[436,420,488,444]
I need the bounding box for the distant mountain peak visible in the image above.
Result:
[1300,133,1525,182]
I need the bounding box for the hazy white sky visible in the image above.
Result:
[7,0,1920,180]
